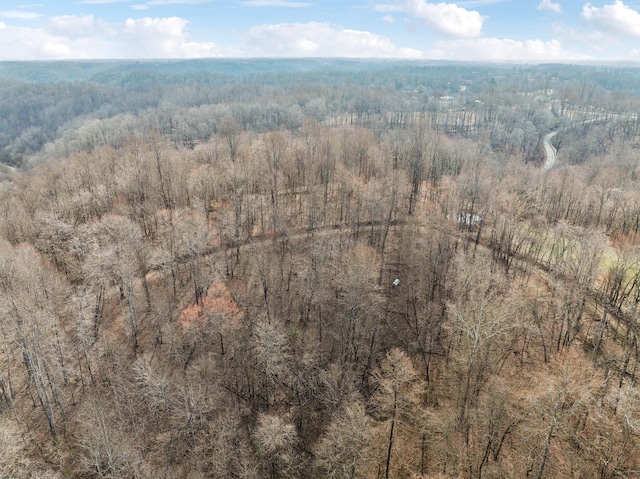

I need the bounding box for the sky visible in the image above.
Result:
[1,1,640,62]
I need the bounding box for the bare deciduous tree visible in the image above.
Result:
[253,413,299,479]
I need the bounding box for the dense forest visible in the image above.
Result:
[1,59,640,478]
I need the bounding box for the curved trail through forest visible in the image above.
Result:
[541,131,557,172]
[541,118,611,172]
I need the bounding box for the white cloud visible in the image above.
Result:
[0,15,225,60]
[0,25,98,59]
[0,10,42,19]
[382,14,396,23]
[120,16,222,57]
[426,37,590,61]
[132,4,150,9]
[376,0,484,38]
[243,21,424,57]
[537,0,561,14]
[582,1,640,37]
[241,0,312,6]
[552,21,612,50]
[123,16,185,37]
[0,22,6,29]
[48,15,99,38]
[43,41,71,57]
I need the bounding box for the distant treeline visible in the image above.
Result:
[2,60,640,167]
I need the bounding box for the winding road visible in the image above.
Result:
[541,118,609,172]
[541,131,558,172]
